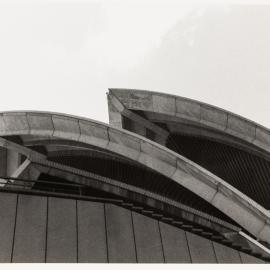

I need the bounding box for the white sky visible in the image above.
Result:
[0,1,270,128]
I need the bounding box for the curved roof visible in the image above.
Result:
[108,88,270,158]
[0,110,269,245]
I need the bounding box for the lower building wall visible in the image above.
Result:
[0,192,265,263]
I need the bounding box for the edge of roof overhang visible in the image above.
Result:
[0,110,269,244]
[108,88,270,156]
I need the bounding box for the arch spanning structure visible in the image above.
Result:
[0,91,268,262]
[0,110,269,252]
[107,88,270,246]
[107,88,270,154]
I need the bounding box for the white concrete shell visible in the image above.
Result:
[108,88,270,159]
[0,110,269,244]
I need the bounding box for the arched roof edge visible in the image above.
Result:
[0,110,269,243]
[108,88,270,153]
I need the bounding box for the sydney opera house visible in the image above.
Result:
[0,88,269,263]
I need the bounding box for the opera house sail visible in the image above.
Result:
[0,88,269,263]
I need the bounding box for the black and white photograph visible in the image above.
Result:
[0,0,269,265]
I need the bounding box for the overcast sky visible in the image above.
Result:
[1,1,270,128]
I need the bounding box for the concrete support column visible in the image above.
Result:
[7,149,21,177]
[107,97,123,129]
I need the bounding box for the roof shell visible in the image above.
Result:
[108,88,270,156]
[0,110,269,244]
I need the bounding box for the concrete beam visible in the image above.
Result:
[32,159,238,233]
[11,159,31,179]
[4,159,41,189]
[0,137,46,161]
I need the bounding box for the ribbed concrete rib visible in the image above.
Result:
[0,110,269,244]
[108,88,270,155]
[107,89,270,244]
